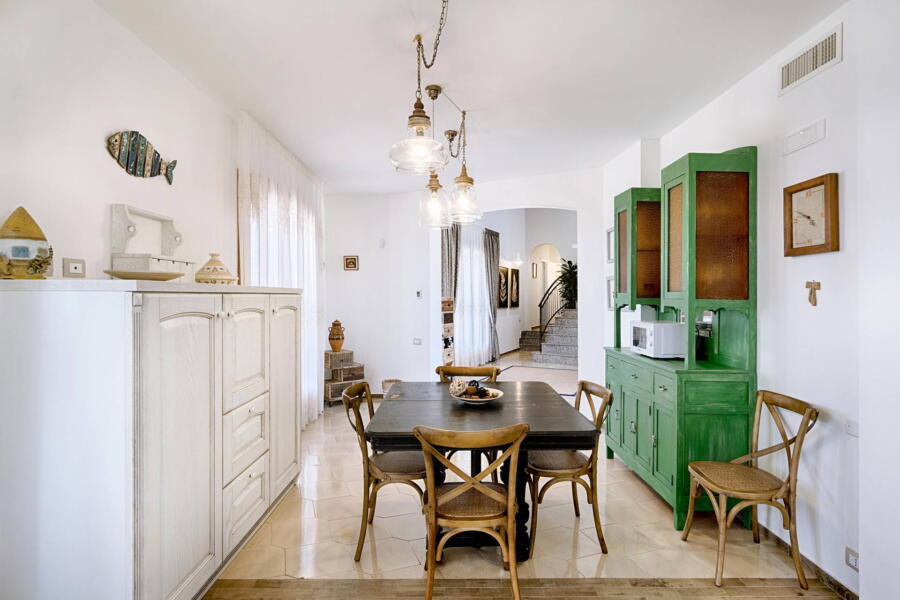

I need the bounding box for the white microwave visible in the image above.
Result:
[631,320,685,359]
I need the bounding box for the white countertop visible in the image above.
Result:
[0,279,300,294]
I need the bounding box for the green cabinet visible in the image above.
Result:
[606,147,757,530]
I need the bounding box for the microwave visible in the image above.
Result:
[631,320,685,359]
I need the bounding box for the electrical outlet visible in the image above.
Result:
[845,547,859,572]
[413,338,422,346]
[62,258,86,278]
[845,419,860,437]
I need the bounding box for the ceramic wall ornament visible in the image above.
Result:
[107,131,177,185]
[328,320,346,352]
[0,207,53,279]
[195,253,238,285]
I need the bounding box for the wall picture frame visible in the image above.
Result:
[606,276,615,311]
[509,268,520,308]
[783,173,839,256]
[498,266,509,308]
[343,255,359,270]
[606,228,614,264]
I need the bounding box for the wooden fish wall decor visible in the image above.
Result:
[107,131,177,185]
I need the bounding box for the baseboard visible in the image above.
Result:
[758,525,858,600]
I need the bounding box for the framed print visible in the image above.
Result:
[509,268,520,308]
[498,266,509,308]
[606,276,615,311]
[783,173,839,256]
[343,255,359,270]
[606,228,614,263]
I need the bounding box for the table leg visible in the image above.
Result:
[502,449,531,559]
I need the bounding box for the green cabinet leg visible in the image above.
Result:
[606,446,614,460]
[674,509,687,531]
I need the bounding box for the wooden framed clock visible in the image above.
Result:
[783,173,839,256]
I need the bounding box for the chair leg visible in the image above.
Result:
[571,481,581,517]
[787,501,809,590]
[681,477,699,541]
[507,517,521,600]
[714,493,728,587]
[752,505,760,544]
[589,475,608,554]
[424,517,438,600]
[528,474,540,558]
[354,476,371,561]
[367,484,378,524]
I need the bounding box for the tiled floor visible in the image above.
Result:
[220,368,802,583]
[488,350,577,372]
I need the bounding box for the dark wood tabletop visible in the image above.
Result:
[365,381,598,451]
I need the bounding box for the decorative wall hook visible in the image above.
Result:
[805,281,821,306]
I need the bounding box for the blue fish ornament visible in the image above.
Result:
[107,131,177,185]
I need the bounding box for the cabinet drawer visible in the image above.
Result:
[622,362,652,392]
[653,372,676,405]
[223,453,270,555]
[223,394,269,485]
[606,357,624,382]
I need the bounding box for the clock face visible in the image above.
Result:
[791,185,826,248]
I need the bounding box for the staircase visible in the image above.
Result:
[518,329,542,351]
[531,308,578,366]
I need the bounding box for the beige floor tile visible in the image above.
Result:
[574,552,652,577]
[220,543,286,579]
[355,537,420,575]
[531,526,606,560]
[381,512,427,541]
[329,515,393,546]
[285,540,359,578]
[371,493,422,518]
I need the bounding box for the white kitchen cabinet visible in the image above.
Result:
[0,281,302,600]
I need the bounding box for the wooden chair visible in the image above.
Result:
[525,380,611,557]
[342,382,425,561]
[414,423,529,600]
[435,365,502,482]
[435,365,501,383]
[681,390,819,588]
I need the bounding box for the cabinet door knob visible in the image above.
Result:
[629,421,636,433]
[658,385,668,392]
[248,472,255,479]
[609,364,616,370]
[630,373,638,379]
[651,434,657,447]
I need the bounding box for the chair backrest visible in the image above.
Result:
[749,390,819,493]
[414,423,529,519]
[342,381,375,463]
[574,380,612,461]
[435,365,501,383]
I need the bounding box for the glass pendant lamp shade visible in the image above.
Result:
[449,164,482,224]
[389,97,449,174]
[418,172,452,229]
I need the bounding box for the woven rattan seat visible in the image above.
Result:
[689,461,783,495]
[435,482,507,519]
[527,450,589,472]
[370,451,426,476]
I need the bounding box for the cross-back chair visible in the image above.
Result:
[435,365,502,482]
[525,380,611,557]
[681,390,819,588]
[414,423,530,600]
[342,382,425,561]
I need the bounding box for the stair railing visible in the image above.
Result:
[538,276,567,343]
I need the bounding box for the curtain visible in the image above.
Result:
[441,223,460,299]
[237,111,325,429]
[483,229,500,361]
[454,226,492,366]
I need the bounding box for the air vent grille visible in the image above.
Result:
[779,24,843,95]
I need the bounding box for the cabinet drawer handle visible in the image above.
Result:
[248,471,256,479]
[248,406,260,415]
[658,384,668,392]
[629,421,636,434]
[651,434,657,447]
[609,364,616,370]
[630,373,638,379]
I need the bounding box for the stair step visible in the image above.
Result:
[552,317,577,328]
[520,331,542,339]
[542,334,577,346]
[540,344,578,357]
[546,326,577,336]
[531,352,578,366]
[557,309,577,318]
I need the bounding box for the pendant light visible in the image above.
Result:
[388,2,450,174]
[445,110,482,224]
[418,171,452,229]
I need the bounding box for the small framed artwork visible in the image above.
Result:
[343,255,359,270]
[606,228,614,264]
[783,173,839,256]
[498,266,509,308]
[531,262,537,279]
[606,276,615,311]
[509,268,520,308]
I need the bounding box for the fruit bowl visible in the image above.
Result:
[450,387,503,405]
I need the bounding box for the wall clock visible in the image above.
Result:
[783,173,839,256]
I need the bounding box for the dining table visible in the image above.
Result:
[365,380,598,560]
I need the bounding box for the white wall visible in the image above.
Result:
[0,0,237,279]
[524,208,577,328]
[480,210,527,354]
[617,4,864,591]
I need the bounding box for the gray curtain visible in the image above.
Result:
[483,228,500,361]
[441,224,461,299]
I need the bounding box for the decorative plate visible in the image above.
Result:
[450,387,503,406]
[103,269,184,281]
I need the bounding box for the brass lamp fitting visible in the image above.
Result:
[454,164,474,187]
[407,98,431,132]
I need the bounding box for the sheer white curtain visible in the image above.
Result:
[237,112,325,428]
[454,225,492,366]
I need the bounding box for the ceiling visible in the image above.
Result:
[97,0,844,195]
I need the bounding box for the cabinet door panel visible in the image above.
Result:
[622,389,636,453]
[652,404,676,489]
[270,295,301,497]
[606,383,622,447]
[139,294,222,600]
[223,294,269,413]
[634,394,653,470]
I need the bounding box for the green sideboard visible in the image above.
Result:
[606,147,757,530]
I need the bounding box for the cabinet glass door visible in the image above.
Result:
[616,209,628,294]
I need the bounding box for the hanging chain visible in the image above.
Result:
[414,0,450,99]
[448,110,466,161]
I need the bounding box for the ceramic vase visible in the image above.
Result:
[195,253,238,284]
[328,320,345,352]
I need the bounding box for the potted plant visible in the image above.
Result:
[559,259,577,308]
